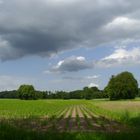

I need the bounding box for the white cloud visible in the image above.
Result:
[96,47,140,68]
[76,56,86,61]
[105,17,140,31]
[46,56,93,73]
[63,75,100,81]
[86,75,100,79]
[114,39,140,49]
[45,46,140,74]
[104,49,129,60]
[88,83,99,88]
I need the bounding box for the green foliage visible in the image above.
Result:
[138,88,140,97]
[105,71,138,100]
[0,90,17,98]
[17,85,37,100]
[0,88,107,100]
[83,87,106,100]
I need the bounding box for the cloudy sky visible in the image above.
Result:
[0,0,140,91]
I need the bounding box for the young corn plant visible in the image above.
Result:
[80,106,93,129]
[65,107,73,131]
[76,107,80,129]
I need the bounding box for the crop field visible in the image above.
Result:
[0,99,140,140]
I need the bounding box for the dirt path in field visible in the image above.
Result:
[64,107,72,118]
[55,108,70,131]
[56,107,72,131]
[76,106,89,130]
[77,106,84,118]
[71,106,77,118]
[67,106,77,131]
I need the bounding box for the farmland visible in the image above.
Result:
[0,99,140,140]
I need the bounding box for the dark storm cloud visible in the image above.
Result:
[0,0,140,60]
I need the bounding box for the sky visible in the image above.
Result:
[0,0,140,91]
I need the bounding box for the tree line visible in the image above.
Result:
[0,86,107,100]
[0,71,139,100]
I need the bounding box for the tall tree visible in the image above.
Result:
[17,85,36,100]
[105,72,138,100]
